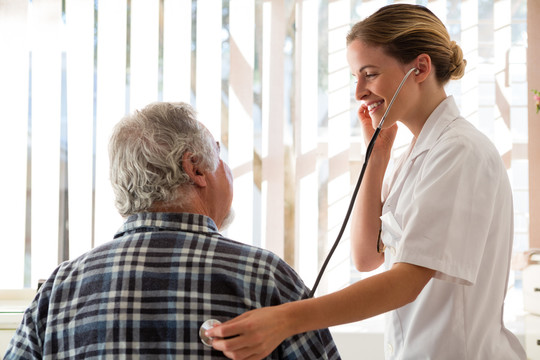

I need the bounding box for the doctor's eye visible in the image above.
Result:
[364,73,378,79]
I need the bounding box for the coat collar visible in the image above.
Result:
[408,96,461,161]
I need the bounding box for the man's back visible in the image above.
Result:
[5,212,340,359]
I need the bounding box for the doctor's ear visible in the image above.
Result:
[413,54,432,80]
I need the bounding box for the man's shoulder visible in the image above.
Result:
[213,236,288,268]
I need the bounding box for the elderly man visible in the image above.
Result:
[5,102,340,360]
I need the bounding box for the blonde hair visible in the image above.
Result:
[109,102,219,217]
[346,4,466,85]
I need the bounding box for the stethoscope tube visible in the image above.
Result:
[198,68,418,346]
[308,67,417,298]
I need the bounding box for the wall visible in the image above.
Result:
[528,0,540,249]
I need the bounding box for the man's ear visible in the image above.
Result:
[182,152,207,187]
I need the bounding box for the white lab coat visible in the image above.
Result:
[379,96,526,359]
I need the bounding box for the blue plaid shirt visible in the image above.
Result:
[5,212,341,359]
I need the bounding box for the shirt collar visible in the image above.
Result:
[114,212,220,238]
[409,96,461,160]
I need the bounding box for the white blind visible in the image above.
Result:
[0,0,29,288]
[0,0,529,293]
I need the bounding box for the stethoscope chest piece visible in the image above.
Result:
[199,319,222,347]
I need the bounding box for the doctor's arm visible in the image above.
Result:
[350,105,398,271]
[208,262,435,360]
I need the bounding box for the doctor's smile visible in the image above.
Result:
[366,100,384,113]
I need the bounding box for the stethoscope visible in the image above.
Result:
[308,66,419,297]
[200,67,419,346]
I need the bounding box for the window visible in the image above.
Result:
[0,0,531,293]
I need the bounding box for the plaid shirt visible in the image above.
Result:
[5,212,341,360]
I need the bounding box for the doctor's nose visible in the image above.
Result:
[354,80,370,101]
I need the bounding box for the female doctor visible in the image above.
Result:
[207,4,526,359]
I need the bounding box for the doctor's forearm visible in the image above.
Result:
[285,263,434,335]
[350,152,389,271]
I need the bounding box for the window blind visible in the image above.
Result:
[0,0,529,293]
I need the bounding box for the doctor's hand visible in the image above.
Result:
[358,104,398,157]
[206,306,291,360]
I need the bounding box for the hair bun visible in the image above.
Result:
[449,41,466,80]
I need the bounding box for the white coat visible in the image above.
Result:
[379,96,526,359]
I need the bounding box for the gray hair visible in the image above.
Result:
[109,102,219,217]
